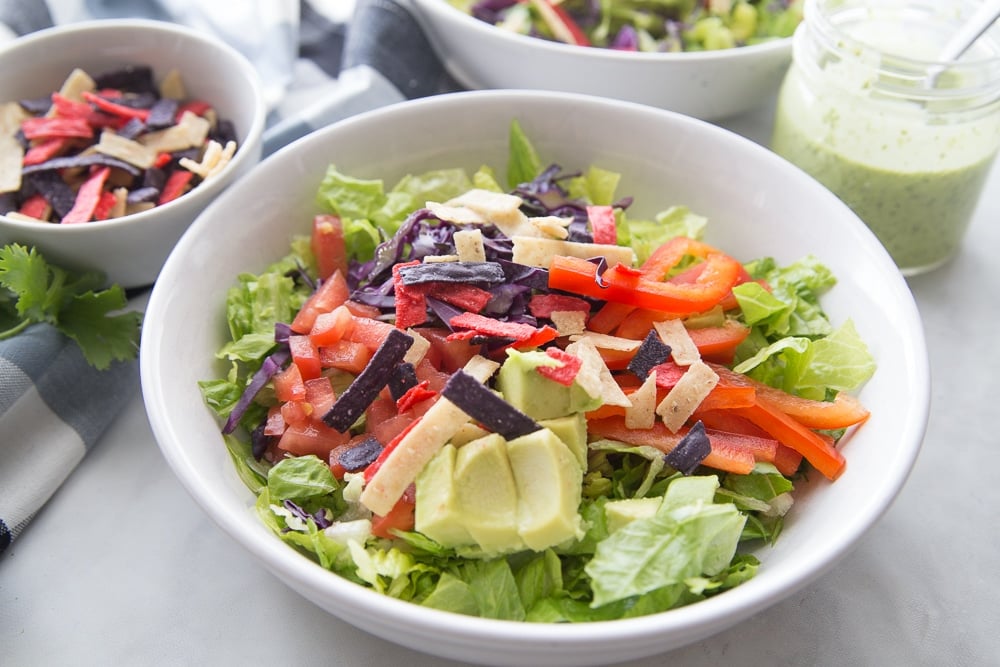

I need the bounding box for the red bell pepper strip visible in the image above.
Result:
[81,91,151,122]
[548,252,743,315]
[175,100,213,120]
[50,93,119,128]
[526,0,591,46]
[586,205,617,244]
[396,380,437,413]
[448,312,539,341]
[536,348,582,386]
[20,116,93,141]
[732,397,847,481]
[153,152,173,169]
[392,260,429,329]
[61,166,111,224]
[157,169,194,205]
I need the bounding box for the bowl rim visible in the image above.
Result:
[408,0,794,62]
[141,89,929,654]
[0,17,267,232]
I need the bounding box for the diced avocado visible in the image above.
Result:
[496,349,600,421]
[603,497,663,534]
[414,444,473,548]
[506,428,584,551]
[539,413,588,469]
[453,433,524,553]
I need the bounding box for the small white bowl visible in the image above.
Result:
[140,90,928,666]
[0,19,266,289]
[408,0,794,120]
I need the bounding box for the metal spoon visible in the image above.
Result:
[937,0,1000,63]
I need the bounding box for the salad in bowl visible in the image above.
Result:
[198,120,874,621]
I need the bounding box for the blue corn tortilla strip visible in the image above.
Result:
[94,65,155,94]
[322,328,414,432]
[126,186,160,205]
[105,91,158,109]
[116,117,147,141]
[22,153,142,178]
[335,435,383,472]
[441,369,541,440]
[664,421,712,475]
[146,98,178,129]
[18,97,51,115]
[397,261,507,286]
[387,362,418,401]
[627,329,672,380]
[27,172,77,218]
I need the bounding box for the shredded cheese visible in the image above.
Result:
[655,360,719,432]
[179,139,236,181]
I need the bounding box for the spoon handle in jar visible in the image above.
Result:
[937,0,1000,62]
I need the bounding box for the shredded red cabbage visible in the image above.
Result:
[223,348,290,434]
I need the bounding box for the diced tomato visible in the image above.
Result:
[586,205,617,244]
[412,327,478,373]
[277,420,351,458]
[345,315,395,352]
[289,335,322,380]
[343,300,382,319]
[371,493,416,539]
[329,434,377,479]
[309,305,354,347]
[311,213,348,280]
[263,405,286,437]
[291,270,350,333]
[318,339,372,374]
[280,399,311,427]
[303,376,336,417]
[413,357,450,393]
[366,396,398,426]
[273,363,307,402]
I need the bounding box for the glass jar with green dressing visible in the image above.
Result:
[771,0,1000,275]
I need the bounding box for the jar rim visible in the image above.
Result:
[800,0,1000,102]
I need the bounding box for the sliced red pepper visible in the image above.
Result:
[61,166,111,224]
[587,415,757,475]
[426,282,493,313]
[652,360,756,411]
[157,169,194,205]
[749,382,870,430]
[22,137,71,166]
[527,0,591,46]
[392,260,429,329]
[536,347,582,386]
[686,320,751,364]
[512,324,558,349]
[528,293,591,320]
[732,398,846,481]
[20,116,93,141]
[81,91,150,122]
[586,205,617,244]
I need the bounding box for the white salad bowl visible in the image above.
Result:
[0,19,266,289]
[407,0,794,121]
[140,90,928,666]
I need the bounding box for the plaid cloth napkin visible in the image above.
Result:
[0,0,458,553]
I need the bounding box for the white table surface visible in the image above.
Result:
[3,99,998,667]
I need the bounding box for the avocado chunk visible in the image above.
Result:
[453,433,524,553]
[538,413,588,469]
[506,428,584,551]
[414,444,474,547]
[496,349,600,421]
[604,497,663,534]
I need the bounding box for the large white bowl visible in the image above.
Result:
[140,90,929,666]
[407,0,794,120]
[0,19,266,289]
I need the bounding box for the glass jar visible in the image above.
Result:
[771,0,1000,276]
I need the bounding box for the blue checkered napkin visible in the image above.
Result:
[0,325,139,552]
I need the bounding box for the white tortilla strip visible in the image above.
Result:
[655,360,719,433]
[654,318,702,366]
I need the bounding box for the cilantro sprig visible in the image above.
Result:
[0,244,142,370]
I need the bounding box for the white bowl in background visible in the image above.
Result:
[140,90,928,666]
[0,19,266,289]
[407,0,794,120]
